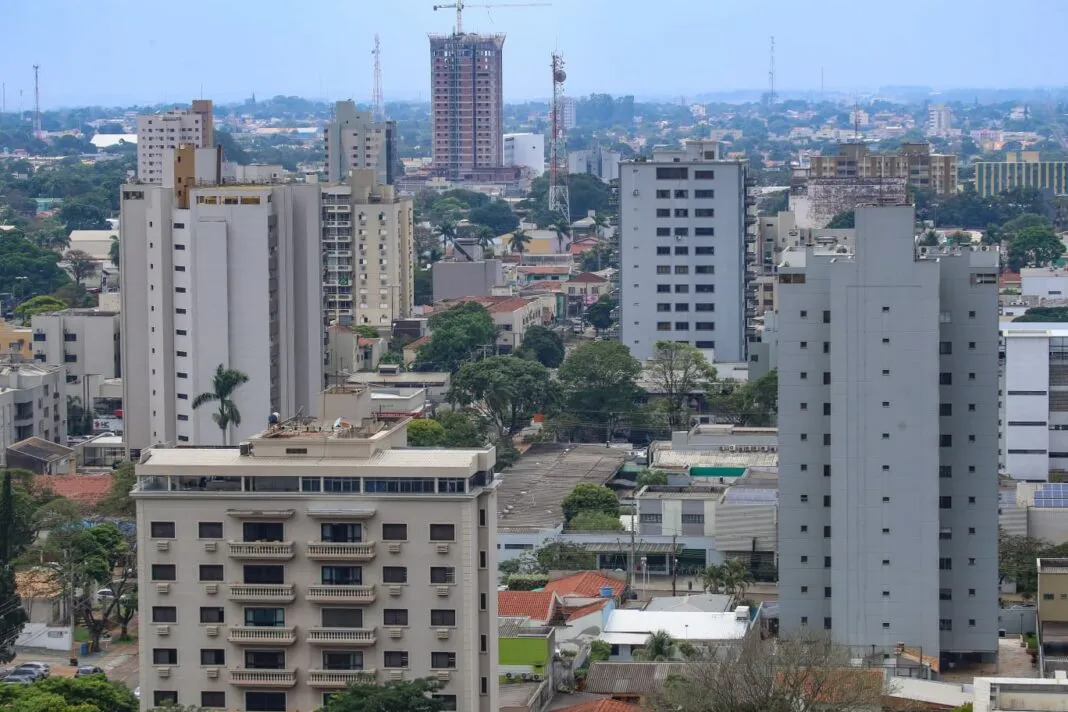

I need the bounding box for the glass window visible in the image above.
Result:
[202,692,225,708]
[152,564,176,581]
[198,522,223,539]
[245,692,286,712]
[200,607,224,623]
[383,609,408,626]
[323,651,363,670]
[322,608,363,628]
[199,565,224,582]
[431,609,456,626]
[152,606,177,623]
[200,649,225,665]
[245,651,285,669]
[431,567,456,584]
[151,521,175,538]
[382,567,407,583]
[321,566,362,585]
[243,565,284,584]
[382,523,407,540]
[243,522,284,542]
[323,477,360,493]
[245,608,285,627]
[321,523,361,543]
[153,648,178,665]
[430,524,455,541]
[384,650,409,668]
[431,652,457,668]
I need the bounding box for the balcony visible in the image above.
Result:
[228,584,296,603]
[227,541,294,560]
[306,542,376,561]
[307,627,377,646]
[306,584,375,604]
[227,669,297,688]
[227,626,297,645]
[307,669,377,688]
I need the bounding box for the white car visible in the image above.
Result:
[95,588,115,602]
[14,662,49,678]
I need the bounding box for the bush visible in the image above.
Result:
[506,573,549,591]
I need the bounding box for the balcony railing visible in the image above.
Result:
[228,668,297,687]
[306,541,376,561]
[307,669,377,688]
[307,627,377,646]
[228,584,296,603]
[227,626,297,645]
[306,584,375,604]
[227,541,295,560]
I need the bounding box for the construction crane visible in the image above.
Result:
[432,1,549,35]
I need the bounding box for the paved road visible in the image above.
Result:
[11,639,138,690]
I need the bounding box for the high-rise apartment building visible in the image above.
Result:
[0,360,67,458]
[132,386,499,712]
[120,147,322,454]
[777,205,999,664]
[30,308,121,392]
[429,32,505,180]
[808,142,957,196]
[560,96,576,131]
[619,140,753,362]
[324,101,397,185]
[321,170,414,339]
[927,104,953,137]
[975,151,1068,198]
[136,100,213,183]
[503,133,545,178]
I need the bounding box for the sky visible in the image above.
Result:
[2,0,1066,109]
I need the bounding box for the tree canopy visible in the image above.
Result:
[555,341,642,441]
[647,341,717,430]
[0,233,71,300]
[320,678,447,712]
[407,419,446,447]
[1014,306,1068,322]
[0,675,138,712]
[1007,225,1065,271]
[450,356,554,436]
[826,210,855,228]
[585,295,616,333]
[468,199,519,235]
[516,325,565,368]
[713,369,778,426]
[15,294,68,320]
[416,302,496,372]
[562,482,620,522]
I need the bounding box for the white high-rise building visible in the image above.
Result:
[619,140,753,362]
[927,104,953,136]
[777,205,999,665]
[120,146,322,454]
[560,95,576,131]
[324,101,396,185]
[136,100,213,183]
[503,133,545,178]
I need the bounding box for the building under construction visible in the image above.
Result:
[429,32,517,182]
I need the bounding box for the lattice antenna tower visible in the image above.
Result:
[372,34,385,122]
[32,64,40,134]
[548,52,570,223]
[767,37,776,106]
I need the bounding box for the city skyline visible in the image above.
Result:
[2,0,1067,109]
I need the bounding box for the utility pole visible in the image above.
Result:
[32,64,40,134]
[670,531,679,596]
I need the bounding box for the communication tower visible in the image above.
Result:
[548,52,570,223]
[372,34,385,122]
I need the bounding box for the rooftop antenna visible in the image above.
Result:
[767,36,776,106]
[32,64,40,134]
[548,51,570,225]
[372,34,385,122]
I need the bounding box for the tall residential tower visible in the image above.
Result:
[324,100,397,186]
[136,100,213,183]
[776,205,999,665]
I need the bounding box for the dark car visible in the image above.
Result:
[75,665,105,678]
[0,674,34,684]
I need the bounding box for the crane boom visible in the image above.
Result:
[432,0,549,34]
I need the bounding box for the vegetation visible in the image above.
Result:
[499,539,598,576]
[700,558,755,598]
[584,294,616,334]
[634,630,678,661]
[997,529,1068,595]
[554,341,642,442]
[505,573,550,591]
[0,675,138,712]
[516,325,565,368]
[320,677,447,712]
[568,510,624,531]
[415,302,496,372]
[407,419,447,446]
[562,483,620,522]
[67,395,95,437]
[713,370,778,426]
[1014,306,1068,322]
[0,232,72,300]
[636,469,669,487]
[1007,225,1065,271]
[63,249,95,285]
[521,173,613,227]
[647,341,718,430]
[192,365,250,446]
[0,473,28,662]
[14,294,68,319]
[826,210,855,228]
[468,199,519,235]
[98,462,136,518]
[449,356,554,437]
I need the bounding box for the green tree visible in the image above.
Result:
[407,419,445,447]
[0,473,27,663]
[414,267,433,306]
[450,356,553,437]
[0,233,71,299]
[585,295,616,334]
[568,510,623,531]
[0,675,138,712]
[57,199,110,231]
[1008,225,1065,271]
[434,410,486,448]
[562,483,620,522]
[919,229,939,247]
[535,539,597,571]
[636,469,669,487]
[722,557,754,598]
[351,325,381,339]
[434,218,458,255]
[63,249,95,286]
[700,563,727,594]
[999,529,1047,593]
[1014,306,1068,322]
[552,216,572,252]
[52,282,97,308]
[713,370,778,426]
[416,302,496,372]
[826,210,855,228]
[510,228,532,257]
[14,294,68,320]
[66,395,94,437]
[647,341,717,430]
[468,199,519,235]
[634,630,677,661]
[517,325,565,368]
[192,365,250,446]
[320,677,446,712]
[108,234,120,267]
[557,341,642,441]
[98,461,136,518]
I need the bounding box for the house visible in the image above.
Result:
[5,437,74,474]
[563,272,609,306]
[15,569,65,624]
[402,334,431,365]
[599,606,754,661]
[583,662,688,704]
[435,295,555,352]
[498,591,560,625]
[499,618,556,681]
[517,264,572,285]
[545,571,626,607]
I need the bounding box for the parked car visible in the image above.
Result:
[0,674,34,684]
[10,667,44,681]
[75,665,105,677]
[96,588,115,601]
[14,662,49,678]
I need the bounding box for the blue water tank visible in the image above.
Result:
[599,586,614,598]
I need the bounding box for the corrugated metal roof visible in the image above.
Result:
[584,662,689,695]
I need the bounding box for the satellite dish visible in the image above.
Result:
[554,69,567,83]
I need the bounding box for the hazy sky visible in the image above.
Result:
[2,0,1065,108]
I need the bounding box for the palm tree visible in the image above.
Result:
[192,365,250,446]
[510,228,532,259]
[474,225,496,250]
[435,219,457,256]
[108,235,120,268]
[724,558,754,598]
[700,563,727,594]
[633,630,677,661]
[552,217,572,254]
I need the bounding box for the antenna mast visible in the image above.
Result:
[32,64,40,134]
[548,52,570,224]
[767,37,776,106]
[372,34,385,122]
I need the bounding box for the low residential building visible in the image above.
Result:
[31,308,121,395]
[436,296,553,353]
[1038,558,1068,675]
[346,368,451,399]
[0,360,67,460]
[432,247,505,302]
[0,320,31,358]
[16,569,66,625]
[76,433,126,468]
[600,606,754,661]
[1020,267,1068,300]
[498,618,555,681]
[973,674,1068,712]
[132,386,499,712]
[584,662,688,704]
[563,272,610,304]
[5,436,73,474]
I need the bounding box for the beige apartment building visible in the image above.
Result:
[133,386,499,712]
[808,142,957,195]
[136,100,213,183]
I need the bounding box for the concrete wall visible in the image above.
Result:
[1003,332,1053,480]
[432,261,504,302]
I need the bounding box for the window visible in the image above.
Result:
[657,246,670,255]
[824,617,832,630]
[940,341,952,354]
[823,434,831,446]
[695,322,714,331]
[696,284,714,293]
[382,566,407,583]
[430,524,455,541]
[198,522,223,539]
[384,609,408,626]
[824,587,832,598]
[479,550,487,568]
[656,227,670,236]
[800,402,808,411]
[202,692,226,708]
[696,303,714,312]
[939,496,952,509]
[681,513,704,524]
[695,189,714,198]
[940,403,952,416]
[154,692,179,705]
[322,566,362,586]
[431,609,456,626]
[675,284,689,293]
[480,634,488,653]
[199,565,224,582]
[939,557,952,570]
[675,303,689,312]
[823,465,831,477]
[656,285,670,293]
[823,495,831,507]
[675,322,690,330]
[694,208,714,218]
[822,310,831,324]
[823,372,831,384]
[882,433,890,440]
[939,619,952,631]
[152,606,177,623]
[431,567,456,584]
[695,265,714,274]
[433,694,458,711]
[245,650,285,669]
[432,652,457,669]
[656,265,670,274]
[695,227,715,236]
[674,209,688,217]
[824,556,831,568]
[321,523,361,543]
[656,189,670,198]
[940,434,952,447]
[657,322,671,331]
[244,565,284,584]
[939,466,952,478]
[382,523,407,540]
[823,526,831,538]
[384,650,409,668]
[674,189,688,198]
[152,564,176,581]
[243,522,283,542]
[322,608,363,628]
[481,677,489,695]
[151,521,175,538]
[657,167,688,179]
[200,607,224,623]
[245,692,286,712]
[695,169,715,179]
[244,608,284,627]
[695,246,714,255]
[939,372,952,385]
[153,648,178,665]
[674,265,689,275]
[201,649,225,665]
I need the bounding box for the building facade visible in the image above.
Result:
[777,206,999,664]
[136,100,213,183]
[0,360,67,462]
[619,140,752,362]
[429,32,505,180]
[808,142,957,196]
[975,152,1068,198]
[321,170,414,334]
[120,147,322,454]
[503,133,545,178]
[324,101,397,185]
[132,387,499,712]
[30,309,120,395]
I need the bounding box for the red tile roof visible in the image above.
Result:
[569,272,608,284]
[486,297,535,314]
[565,598,611,622]
[404,334,431,349]
[36,474,113,505]
[545,572,625,598]
[555,701,640,712]
[524,281,566,293]
[497,591,558,622]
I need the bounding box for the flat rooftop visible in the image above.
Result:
[497,443,626,532]
[1038,558,1068,573]
[138,446,486,473]
[347,371,450,385]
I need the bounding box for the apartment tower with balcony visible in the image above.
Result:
[133,386,499,712]
[777,205,999,665]
[324,100,397,186]
[136,100,213,183]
